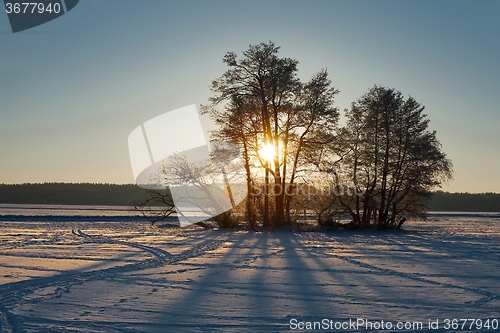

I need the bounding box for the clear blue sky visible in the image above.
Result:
[1,0,499,193]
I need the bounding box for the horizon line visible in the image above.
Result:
[0,182,498,195]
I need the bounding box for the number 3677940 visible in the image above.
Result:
[5,2,61,14]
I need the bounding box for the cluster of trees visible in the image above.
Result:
[141,41,454,229]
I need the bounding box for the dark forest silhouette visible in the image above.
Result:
[1,184,499,212]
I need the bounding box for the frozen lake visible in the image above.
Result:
[0,205,499,332]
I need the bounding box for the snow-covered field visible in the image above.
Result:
[0,205,499,332]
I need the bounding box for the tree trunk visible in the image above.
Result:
[274,176,285,227]
[242,139,255,228]
[263,168,270,227]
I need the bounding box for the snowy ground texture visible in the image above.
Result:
[0,205,499,332]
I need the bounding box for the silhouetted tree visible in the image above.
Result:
[203,41,339,227]
[333,86,453,229]
[133,188,175,225]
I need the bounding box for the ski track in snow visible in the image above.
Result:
[0,210,499,332]
[301,232,499,306]
[0,225,225,333]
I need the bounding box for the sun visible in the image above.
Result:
[258,143,275,163]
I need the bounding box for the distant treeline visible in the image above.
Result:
[0,184,499,212]
[427,191,500,212]
[0,183,150,206]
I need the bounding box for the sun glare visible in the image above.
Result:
[258,143,275,163]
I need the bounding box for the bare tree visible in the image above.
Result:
[133,188,175,225]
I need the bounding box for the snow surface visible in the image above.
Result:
[0,205,499,332]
